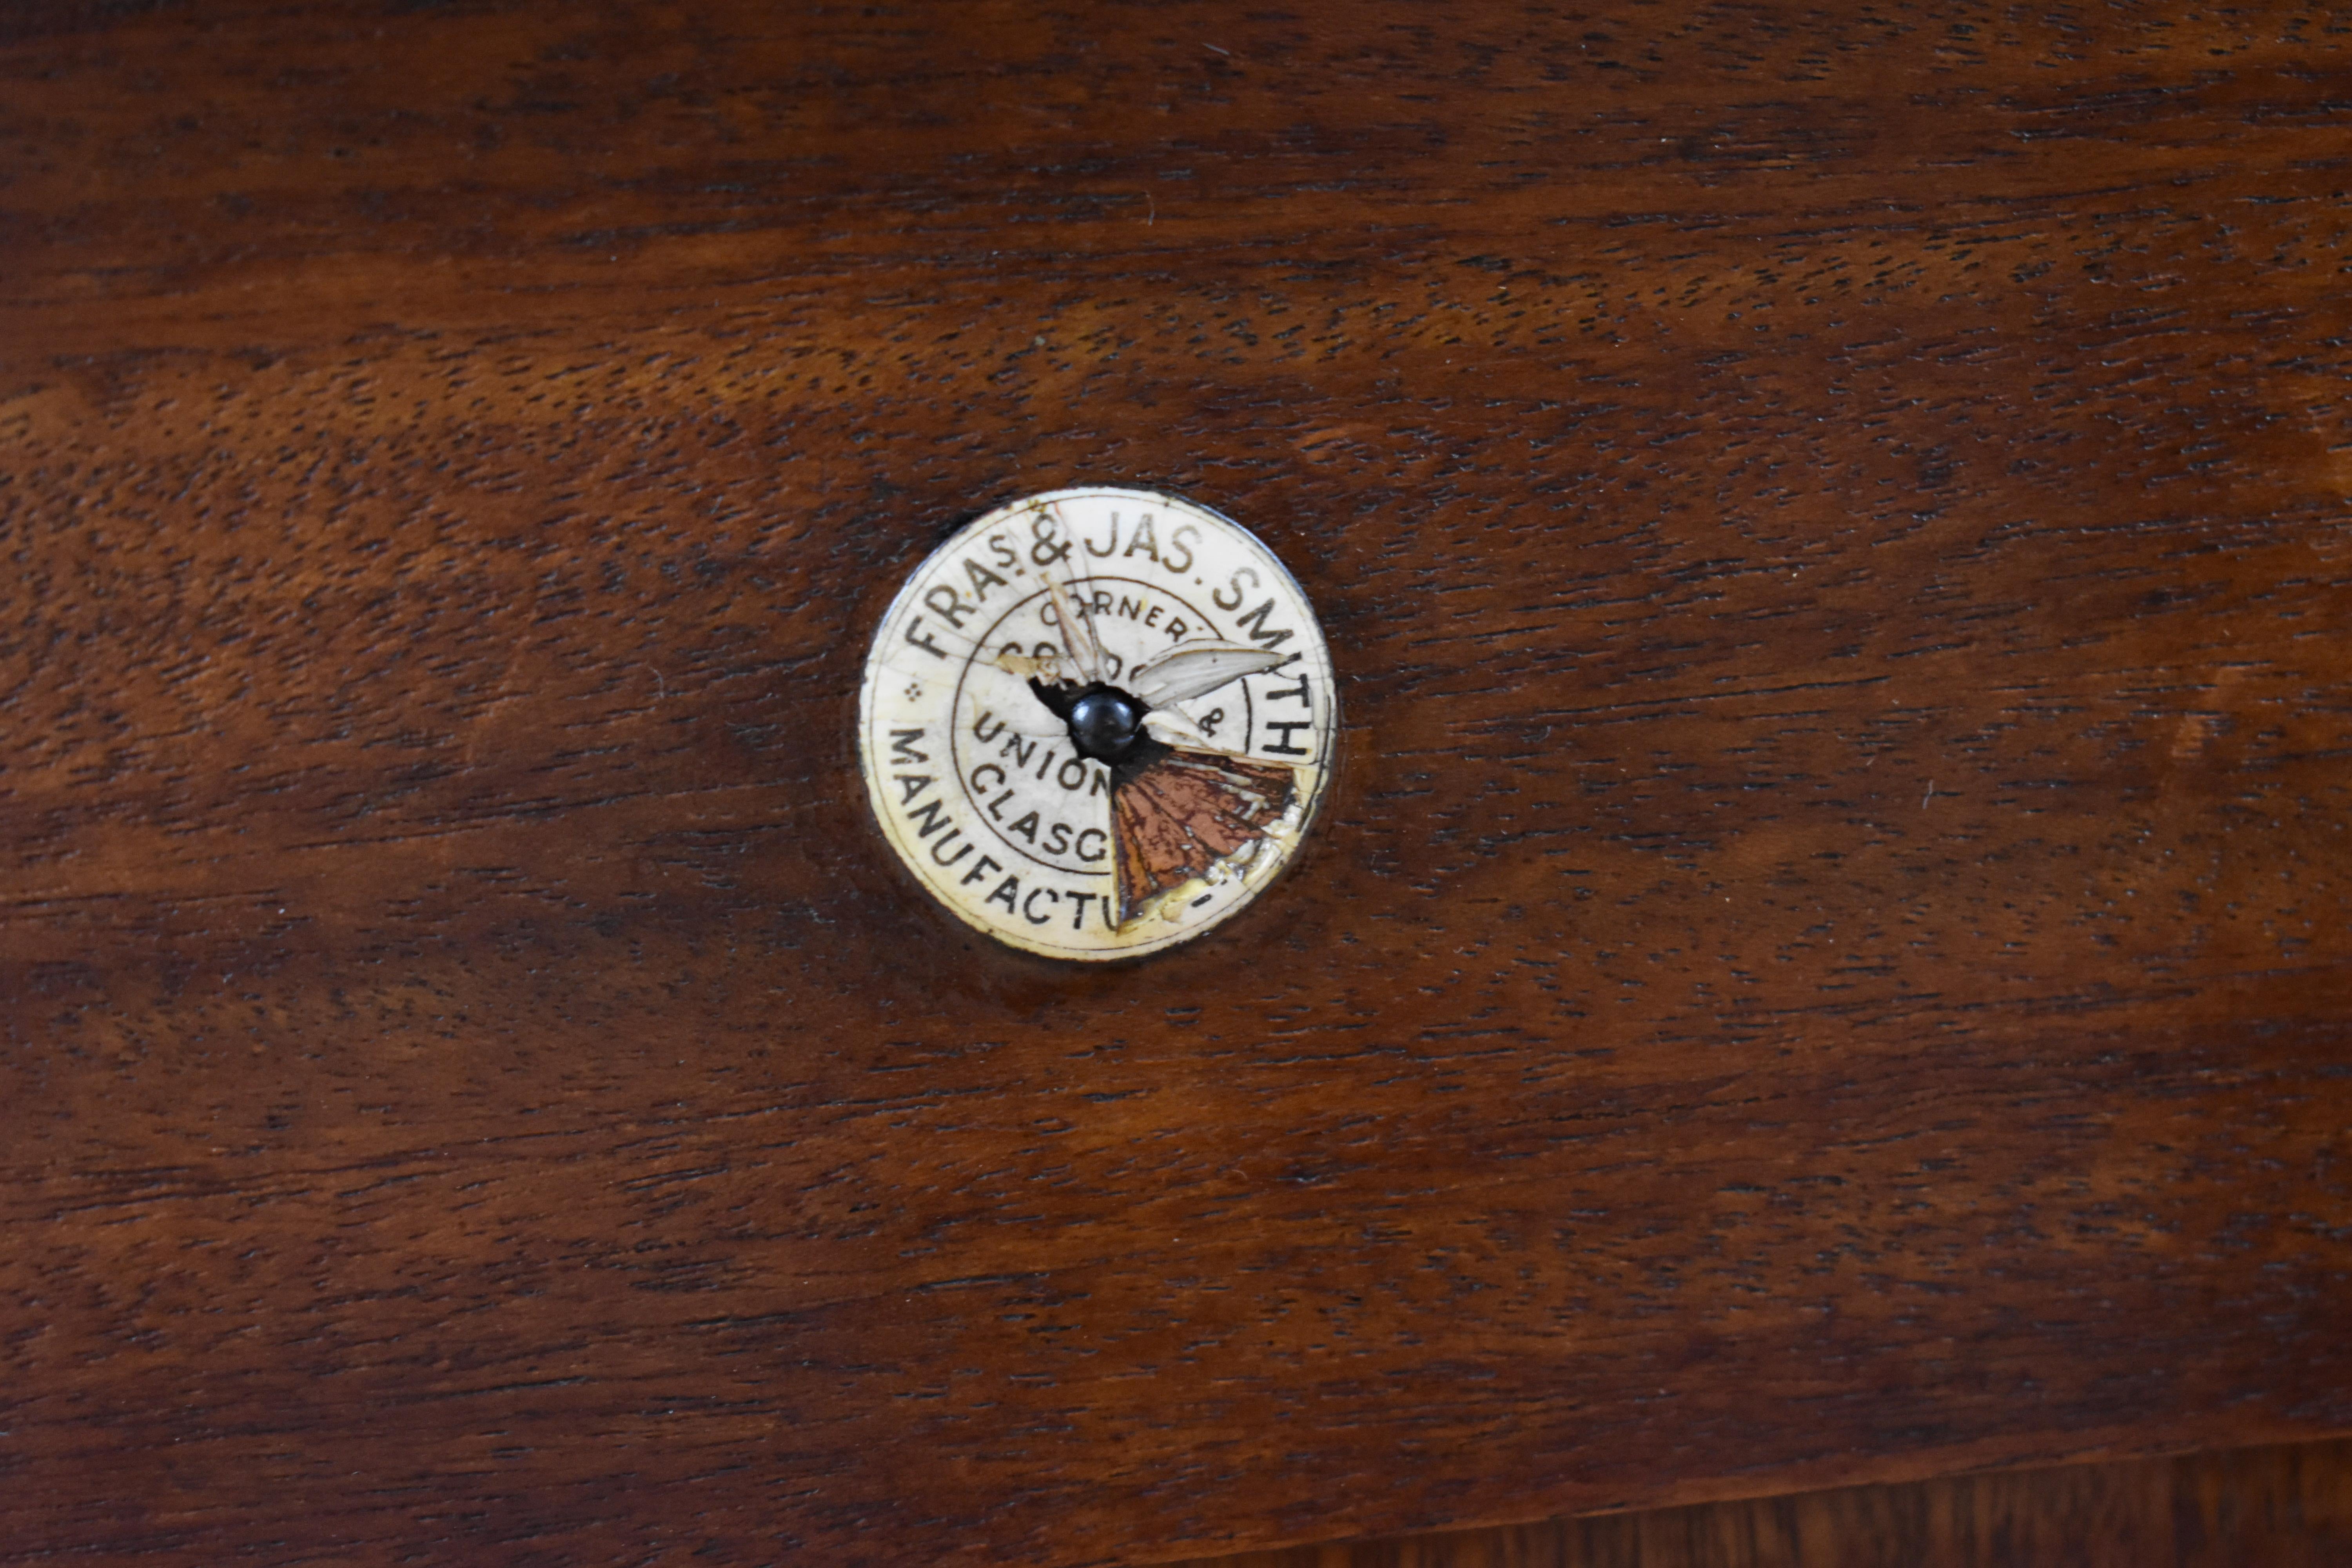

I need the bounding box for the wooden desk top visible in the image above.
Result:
[4,3,2348,1562]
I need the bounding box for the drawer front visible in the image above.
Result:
[4,4,2349,1563]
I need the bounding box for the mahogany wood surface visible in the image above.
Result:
[4,2,2350,1563]
[1175,1436,2352,1568]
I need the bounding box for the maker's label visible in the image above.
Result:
[857,487,1337,959]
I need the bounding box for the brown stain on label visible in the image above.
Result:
[1111,750,1297,922]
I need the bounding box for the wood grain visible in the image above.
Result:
[3,1,2350,1563]
[1174,1437,2352,1567]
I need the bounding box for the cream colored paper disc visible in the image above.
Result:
[857,487,1338,960]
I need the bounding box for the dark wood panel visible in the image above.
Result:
[1176,1437,2352,1568]
[3,2,2350,1564]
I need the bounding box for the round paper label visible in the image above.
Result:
[856,487,1338,959]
